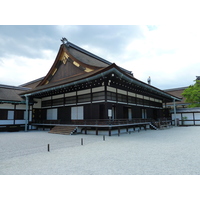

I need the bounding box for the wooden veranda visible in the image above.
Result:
[31,118,173,136]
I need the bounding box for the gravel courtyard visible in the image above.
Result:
[1,126,200,175]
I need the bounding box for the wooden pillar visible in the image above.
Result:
[181,113,183,125]
[90,87,93,119]
[13,104,16,125]
[25,95,29,132]
[104,83,108,119]
[173,99,177,126]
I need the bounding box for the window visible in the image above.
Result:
[52,98,64,106]
[107,92,116,101]
[78,94,91,103]
[137,98,143,105]
[93,91,105,101]
[65,96,76,104]
[128,96,136,104]
[8,111,14,120]
[42,100,51,107]
[143,99,149,106]
[118,94,127,102]
[47,109,58,120]
[71,106,84,120]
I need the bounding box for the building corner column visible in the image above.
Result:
[173,98,177,127]
[25,95,29,132]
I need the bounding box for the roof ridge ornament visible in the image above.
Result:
[61,37,68,44]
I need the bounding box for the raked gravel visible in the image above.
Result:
[1,126,200,175]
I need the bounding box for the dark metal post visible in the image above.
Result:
[81,138,83,145]
[48,144,50,152]
[109,127,111,136]
[103,135,105,141]
[118,127,120,136]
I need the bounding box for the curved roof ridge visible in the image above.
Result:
[66,41,112,65]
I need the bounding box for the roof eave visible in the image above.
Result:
[21,65,181,102]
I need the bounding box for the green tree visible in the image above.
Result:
[182,80,200,107]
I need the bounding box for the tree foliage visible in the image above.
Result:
[182,80,200,107]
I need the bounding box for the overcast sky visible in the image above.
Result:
[0,25,200,90]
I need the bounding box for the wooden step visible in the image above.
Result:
[49,126,76,135]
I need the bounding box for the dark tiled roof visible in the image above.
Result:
[66,41,133,75]
[66,42,110,68]
[171,107,200,113]
[20,67,105,95]
[0,84,29,102]
[19,77,44,89]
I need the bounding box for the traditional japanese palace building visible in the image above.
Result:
[0,38,181,135]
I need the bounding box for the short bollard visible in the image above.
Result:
[81,138,83,145]
[48,144,50,152]
[103,135,105,141]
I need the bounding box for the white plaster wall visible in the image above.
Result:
[16,104,26,110]
[33,98,41,108]
[194,113,200,125]
[52,94,64,99]
[172,114,182,120]
[107,86,116,93]
[77,89,90,95]
[181,113,194,125]
[128,92,136,97]
[92,86,104,93]
[0,120,14,125]
[8,111,14,120]
[65,92,76,97]
[0,104,14,109]
[15,120,26,124]
[117,89,127,95]
[42,96,51,101]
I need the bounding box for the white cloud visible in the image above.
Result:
[1,25,200,90]
[115,25,200,89]
[0,52,55,86]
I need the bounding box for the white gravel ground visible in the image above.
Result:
[1,126,200,175]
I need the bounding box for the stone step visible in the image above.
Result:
[49,126,76,135]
